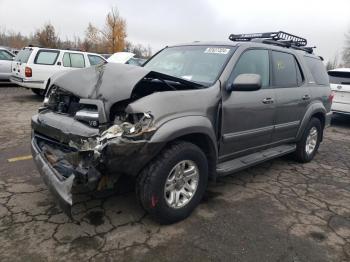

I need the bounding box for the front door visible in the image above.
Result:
[0,49,14,79]
[220,49,275,160]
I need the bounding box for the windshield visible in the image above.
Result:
[14,48,33,63]
[144,46,234,85]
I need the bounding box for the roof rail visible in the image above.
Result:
[229,31,314,54]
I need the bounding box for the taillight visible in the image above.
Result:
[328,91,335,103]
[25,67,32,77]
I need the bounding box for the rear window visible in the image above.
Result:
[304,56,329,85]
[34,50,59,65]
[88,55,105,66]
[14,48,32,63]
[328,71,350,85]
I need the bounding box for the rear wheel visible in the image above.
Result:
[136,141,208,224]
[31,88,46,97]
[294,117,322,163]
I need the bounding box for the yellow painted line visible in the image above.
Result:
[7,155,33,163]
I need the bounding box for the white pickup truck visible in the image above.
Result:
[10,47,106,96]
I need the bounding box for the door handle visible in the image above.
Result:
[262,97,274,104]
[302,94,310,101]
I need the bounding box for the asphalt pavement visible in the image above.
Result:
[0,86,349,262]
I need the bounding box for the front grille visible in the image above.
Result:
[34,131,76,152]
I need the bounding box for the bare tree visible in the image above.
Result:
[101,7,127,53]
[34,23,58,48]
[343,29,350,67]
[326,55,339,71]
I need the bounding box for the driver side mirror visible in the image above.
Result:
[227,73,262,92]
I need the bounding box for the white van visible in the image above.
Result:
[328,68,350,115]
[10,47,106,95]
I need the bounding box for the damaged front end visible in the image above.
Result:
[32,102,158,216]
[31,63,205,216]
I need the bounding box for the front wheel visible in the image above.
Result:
[136,141,208,224]
[294,117,322,163]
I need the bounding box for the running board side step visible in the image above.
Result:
[216,144,296,176]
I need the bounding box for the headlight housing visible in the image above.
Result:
[100,112,155,142]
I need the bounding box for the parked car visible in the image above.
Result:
[31,31,332,224]
[107,52,146,66]
[328,68,350,115]
[10,47,106,96]
[0,47,15,82]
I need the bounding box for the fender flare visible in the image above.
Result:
[296,102,326,141]
[150,115,218,159]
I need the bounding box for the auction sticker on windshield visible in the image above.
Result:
[204,47,230,54]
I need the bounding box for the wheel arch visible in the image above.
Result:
[150,116,218,179]
[296,102,326,141]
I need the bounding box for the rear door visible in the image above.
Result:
[0,49,14,79]
[271,51,310,142]
[328,70,350,113]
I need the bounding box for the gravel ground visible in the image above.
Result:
[0,86,349,262]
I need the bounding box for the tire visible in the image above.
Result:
[31,88,46,97]
[136,141,208,224]
[294,117,322,163]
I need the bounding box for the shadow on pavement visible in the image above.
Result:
[331,113,350,128]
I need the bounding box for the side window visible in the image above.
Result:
[88,55,105,66]
[70,53,85,68]
[271,51,299,88]
[231,49,270,87]
[63,53,71,67]
[304,56,329,85]
[0,50,14,61]
[34,50,59,65]
[62,53,85,68]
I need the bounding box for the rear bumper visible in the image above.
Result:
[31,136,74,216]
[332,101,350,115]
[10,76,45,89]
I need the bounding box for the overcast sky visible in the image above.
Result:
[0,0,349,61]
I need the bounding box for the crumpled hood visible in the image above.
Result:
[52,63,151,110]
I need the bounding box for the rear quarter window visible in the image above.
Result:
[34,50,59,65]
[304,56,329,85]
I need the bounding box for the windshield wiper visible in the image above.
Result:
[150,71,204,89]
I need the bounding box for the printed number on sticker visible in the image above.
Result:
[204,48,230,54]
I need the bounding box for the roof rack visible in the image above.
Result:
[229,31,314,54]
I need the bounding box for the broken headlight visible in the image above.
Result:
[100,112,155,142]
[122,112,153,138]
